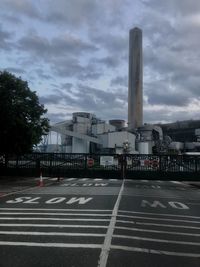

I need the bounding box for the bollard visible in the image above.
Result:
[38,169,44,187]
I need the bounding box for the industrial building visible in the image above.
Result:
[42,27,200,155]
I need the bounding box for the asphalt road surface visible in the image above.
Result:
[0,177,200,267]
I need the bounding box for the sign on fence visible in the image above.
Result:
[87,158,94,167]
[100,156,114,166]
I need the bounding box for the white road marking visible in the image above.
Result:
[0,212,112,217]
[117,215,200,224]
[113,234,200,246]
[117,220,200,230]
[0,241,102,249]
[171,181,182,184]
[0,231,105,237]
[120,192,199,200]
[98,179,125,267]
[110,245,200,258]
[0,208,112,212]
[0,223,108,229]
[119,210,200,220]
[65,178,76,181]
[0,217,110,222]
[115,226,200,237]
[79,178,89,181]
[94,179,103,181]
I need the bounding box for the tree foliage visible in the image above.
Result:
[0,71,49,154]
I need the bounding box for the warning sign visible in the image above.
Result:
[100,156,114,166]
[87,158,94,167]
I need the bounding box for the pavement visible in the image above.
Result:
[0,177,200,267]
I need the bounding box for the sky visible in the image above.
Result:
[1,0,200,125]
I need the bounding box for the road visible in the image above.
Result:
[0,177,200,267]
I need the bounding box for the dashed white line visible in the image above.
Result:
[65,178,76,181]
[113,234,200,246]
[0,208,112,212]
[117,215,200,224]
[0,212,112,217]
[0,241,102,249]
[110,245,200,258]
[119,210,200,220]
[117,220,200,230]
[0,223,108,229]
[0,231,105,237]
[115,226,200,237]
[0,217,110,222]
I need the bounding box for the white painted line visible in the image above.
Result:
[0,241,102,249]
[0,231,105,237]
[171,181,182,184]
[94,179,103,181]
[119,210,200,220]
[66,178,76,181]
[109,179,118,181]
[117,220,200,230]
[98,179,125,267]
[0,208,112,212]
[115,226,200,237]
[0,212,112,217]
[113,234,200,246]
[0,217,110,222]
[111,245,200,258]
[0,186,38,197]
[117,214,200,224]
[79,178,89,181]
[0,223,108,229]
[121,193,199,200]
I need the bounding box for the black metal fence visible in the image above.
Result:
[0,153,200,180]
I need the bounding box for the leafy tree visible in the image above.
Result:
[0,71,49,154]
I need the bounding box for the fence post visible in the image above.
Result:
[195,156,198,173]
[36,157,40,177]
[120,154,126,179]
[159,154,162,173]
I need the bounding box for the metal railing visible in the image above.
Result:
[0,153,200,180]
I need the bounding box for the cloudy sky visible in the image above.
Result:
[1,0,200,125]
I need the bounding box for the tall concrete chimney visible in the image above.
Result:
[128,27,143,130]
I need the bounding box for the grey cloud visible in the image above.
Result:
[110,76,128,87]
[18,33,98,60]
[142,0,200,16]
[0,25,12,50]
[1,14,22,24]
[92,56,120,68]
[4,67,25,74]
[40,90,77,106]
[41,85,128,121]
[90,32,127,54]
[47,112,72,124]
[145,80,192,107]
[61,83,73,90]
[0,0,41,19]
[50,57,103,80]
[35,69,52,80]
[144,108,200,124]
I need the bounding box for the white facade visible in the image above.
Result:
[98,131,136,153]
[92,123,116,135]
[72,137,90,153]
[138,141,152,154]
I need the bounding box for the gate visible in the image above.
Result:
[0,153,200,180]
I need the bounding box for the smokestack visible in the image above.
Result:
[128,27,143,130]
